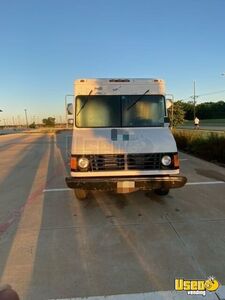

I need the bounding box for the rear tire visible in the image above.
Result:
[74,189,88,200]
[154,188,170,196]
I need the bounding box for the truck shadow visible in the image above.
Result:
[0,134,31,152]
[0,135,49,286]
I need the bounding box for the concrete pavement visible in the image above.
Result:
[0,132,225,300]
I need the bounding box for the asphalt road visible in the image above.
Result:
[0,128,26,135]
[0,132,225,300]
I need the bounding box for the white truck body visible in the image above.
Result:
[66,78,186,198]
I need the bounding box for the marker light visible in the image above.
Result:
[78,157,89,169]
[161,155,172,166]
[70,157,77,170]
[173,154,179,168]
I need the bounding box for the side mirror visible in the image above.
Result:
[67,103,73,115]
[68,118,74,125]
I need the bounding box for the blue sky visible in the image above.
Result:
[0,0,225,123]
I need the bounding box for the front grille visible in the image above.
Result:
[89,154,125,171]
[127,153,161,170]
[89,153,163,171]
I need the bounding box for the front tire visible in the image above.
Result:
[154,188,170,196]
[73,189,88,200]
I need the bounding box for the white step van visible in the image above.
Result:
[66,78,187,200]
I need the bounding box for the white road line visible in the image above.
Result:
[43,180,225,193]
[186,181,225,186]
[179,158,188,161]
[43,188,70,192]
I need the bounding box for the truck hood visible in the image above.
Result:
[71,127,177,155]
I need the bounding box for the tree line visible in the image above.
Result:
[179,100,225,120]
[167,100,225,127]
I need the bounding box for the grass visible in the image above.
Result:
[173,129,225,164]
[182,118,225,127]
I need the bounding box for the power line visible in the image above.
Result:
[197,89,225,97]
[182,89,225,101]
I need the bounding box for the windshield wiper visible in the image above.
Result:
[76,89,93,116]
[126,89,150,111]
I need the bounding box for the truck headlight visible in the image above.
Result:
[161,155,172,166]
[78,157,89,169]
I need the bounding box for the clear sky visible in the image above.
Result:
[0,0,225,124]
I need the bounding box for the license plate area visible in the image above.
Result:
[117,181,135,194]
[117,181,135,189]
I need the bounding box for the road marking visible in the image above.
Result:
[179,158,188,161]
[186,181,225,185]
[43,188,70,192]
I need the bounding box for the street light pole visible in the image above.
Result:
[24,109,29,128]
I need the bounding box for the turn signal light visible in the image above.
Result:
[70,157,77,170]
[173,154,180,168]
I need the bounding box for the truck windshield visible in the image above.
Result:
[75,95,165,128]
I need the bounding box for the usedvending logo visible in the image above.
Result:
[175,276,220,296]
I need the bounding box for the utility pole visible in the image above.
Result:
[193,81,196,120]
[24,109,29,128]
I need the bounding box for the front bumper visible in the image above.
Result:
[65,175,187,191]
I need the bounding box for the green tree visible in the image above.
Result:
[179,101,194,120]
[196,101,225,119]
[168,100,185,127]
[42,117,55,127]
[29,122,36,129]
